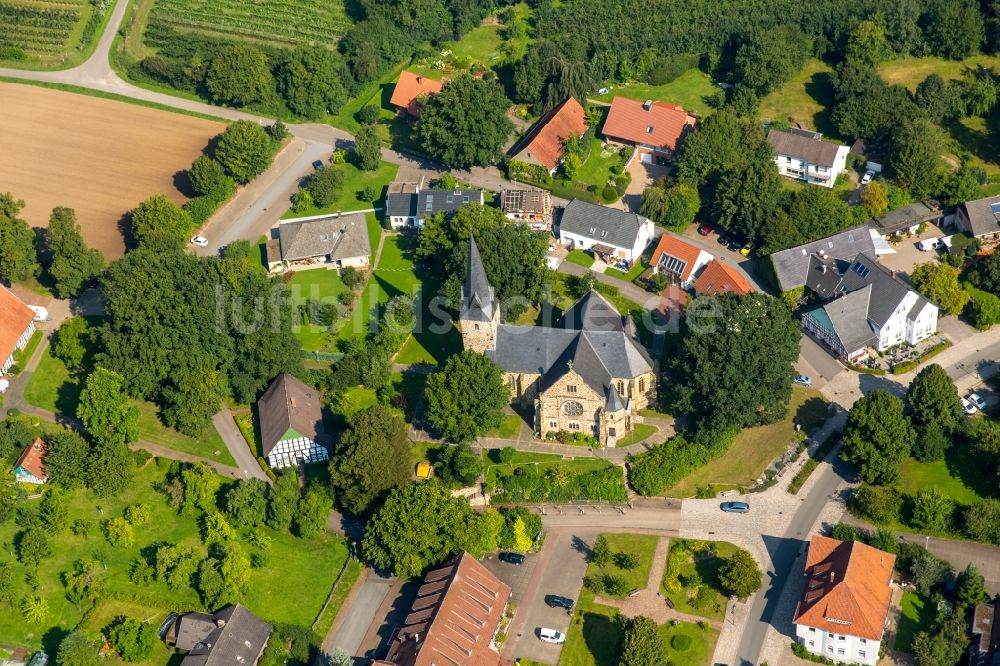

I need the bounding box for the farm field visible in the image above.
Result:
[0,82,224,259]
[0,0,114,69]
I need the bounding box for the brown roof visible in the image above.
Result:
[509,97,587,170]
[390,71,444,116]
[257,373,325,455]
[793,535,895,641]
[766,129,842,168]
[383,552,511,666]
[694,260,753,296]
[179,605,272,666]
[0,286,35,363]
[602,97,695,151]
[650,234,703,281]
[15,438,47,481]
[973,603,1000,655]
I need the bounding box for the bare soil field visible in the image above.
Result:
[0,83,224,258]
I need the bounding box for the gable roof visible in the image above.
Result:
[650,234,704,281]
[602,97,694,151]
[389,71,444,115]
[972,603,1000,656]
[959,194,1000,237]
[277,212,370,262]
[770,226,877,292]
[807,286,878,354]
[561,290,625,332]
[257,373,325,455]
[381,552,510,666]
[179,605,272,666]
[766,128,843,168]
[14,438,46,481]
[509,97,587,170]
[793,535,895,641]
[694,259,753,296]
[834,253,915,328]
[559,199,650,250]
[0,286,35,363]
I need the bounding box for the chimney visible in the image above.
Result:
[890,269,896,278]
[818,249,825,258]
[216,618,226,628]
[643,100,653,111]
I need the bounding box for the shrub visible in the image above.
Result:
[830,523,859,542]
[602,185,619,202]
[498,446,516,463]
[603,574,629,596]
[964,499,1000,544]
[309,167,346,208]
[849,485,902,525]
[629,433,734,496]
[108,617,156,662]
[357,105,380,125]
[911,486,954,532]
[670,634,692,651]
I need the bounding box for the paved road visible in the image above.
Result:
[211,408,269,482]
[324,570,396,656]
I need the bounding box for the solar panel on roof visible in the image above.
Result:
[851,261,870,278]
[991,202,1000,214]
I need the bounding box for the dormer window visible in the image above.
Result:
[319,234,329,241]
[646,126,654,134]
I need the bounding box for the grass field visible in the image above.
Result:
[286,268,350,352]
[662,539,742,621]
[280,161,399,220]
[0,0,116,69]
[615,423,657,447]
[759,58,836,135]
[592,69,723,117]
[660,621,719,665]
[896,446,989,507]
[879,54,1000,91]
[587,533,659,596]
[559,588,622,666]
[0,82,223,259]
[133,399,235,466]
[894,591,934,653]
[666,388,828,497]
[483,411,526,439]
[565,249,595,268]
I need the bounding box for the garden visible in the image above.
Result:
[661,539,745,621]
[893,590,935,653]
[508,134,632,205]
[281,160,399,222]
[592,67,723,118]
[484,450,627,502]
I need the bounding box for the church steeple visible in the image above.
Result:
[459,235,499,353]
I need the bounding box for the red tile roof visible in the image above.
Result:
[390,71,445,116]
[793,535,895,641]
[602,97,695,151]
[650,234,704,281]
[15,438,47,482]
[0,286,35,364]
[509,97,587,171]
[694,260,753,296]
[382,552,511,666]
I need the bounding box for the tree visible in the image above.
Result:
[561,152,582,180]
[201,511,237,546]
[415,74,514,169]
[890,118,945,198]
[842,390,915,485]
[53,316,89,372]
[105,516,134,548]
[329,405,410,515]
[57,630,102,666]
[44,429,90,489]
[295,484,332,539]
[77,367,139,447]
[215,121,274,184]
[761,187,852,254]
[362,481,478,578]
[276,47,349,119]
[130,195,193,248]
[640,182,700,230]
[466,507,503,556]
[197,558,226,608]
[437,443,482,487]
[180,463,222,516]
[907,364,963,432]
[307,166,345,208]
[914,423,949,462]
[712,155,781,243]
[188,156,229,197]
[846,18,893,67]
[108,617,156,662]
[205,45,273,107]
[850,485,904,524]
[592,535,611,566]
[831,523,860,542]
[18,527,50,567]
[619,615,663,666]
[914,74,961,123]
[956,563,988,610]
[160,362,226,437]
[719,549,762,598]
[860,180,889,217]
[0,562,15,607]
[732,26,809,96]
[921,0,985,60]
[912,486,954,531]
[941,166,985,206]
[910,262,969,316]
[912,616,970,666]
[224,478,269,528]
[964,499,1000,543]
[870,528,899,554]
[45,207,103,298]
[20,596,48,624]
[125,503,150,526]
[86,438,132,498]
[268,469,300,531]
[425,351,510,443]
[354,124,382,171]
[40,485,70,532]
[0,193,37,283]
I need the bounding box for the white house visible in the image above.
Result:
[257,373,329,469]
[385,181,484,229]
[557,199,655,263]
[648,234,714,289]
[800,253,938,361]
[0,286,37,375]
[794,535,896,666]
[767,128,849,189]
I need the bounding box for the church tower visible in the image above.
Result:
[459,236,500,353]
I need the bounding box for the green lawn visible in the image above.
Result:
[759,58,837,136]
[615,423,657,447]
[604,259,647,282]
[334,386,380,421]
[12,330,43,371]
[133,400,236,467]
[565,249,595,268]
[894,591,934,654]
[287,268,350,352]
[23,346,80,416]
[484,453,627,502]
[896,446,988,507]
[483,411,525,439]
[661,539,742,621]
[559,588,623,666]
[667,388,828,497]
[660,621,719,666]
[281,161,399,220]
[879,54,1000,91]
[574,138,624,193]
[592,69,723,117]
[339,234,420,341]
[587,533,659,597]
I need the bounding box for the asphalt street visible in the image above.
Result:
[324,570,396,656]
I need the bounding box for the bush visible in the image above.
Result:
[849,485,903,525]
[603,574,629,596]
[601,185,619,202]
[830,523,859,541]
[498,446,516,463]
[308,166,345,208]
[357,105,380,125]
[670,634,692,652]
[964,499,1000,544]
[108,617,156,662]
[629,433,734,496]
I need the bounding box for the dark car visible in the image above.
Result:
[697,223,713,236]
[717,233,730,247]
[312,160,324,169]
[499,552,525,565]
[544,595,575,611]
[720,501,750,513]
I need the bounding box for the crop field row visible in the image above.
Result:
[0,0,89,58]
[147,0,350,49]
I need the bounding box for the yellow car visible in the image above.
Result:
[739,243,752,257]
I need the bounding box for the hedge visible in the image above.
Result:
[628,431,735,496]
[787,430,841,494]
[964,282,1000,329]
[847,363,886,376]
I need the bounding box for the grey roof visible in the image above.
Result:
[257,373,326,455]
[606,385,625,411]
[959,194,1000,237]
[386,192,417,218]
[277,212,369,262]
[870,202,941,234]
[804,254,848,300]
[386,187,484,220]
[766,128,842,167]
[558,199,650,250]
[179,605,272,666]
[809,286,878,354]
[174,613,217,651]
[462,236,497,323]
[836,253,911,328]
[561,291,625,332]
[770,225,876,292]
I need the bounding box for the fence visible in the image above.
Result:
[301,350,343,362]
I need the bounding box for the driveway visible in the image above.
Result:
[622,159,670,213]
[480,551,541,606]
[211,408,269,482]
[324,570,397,657]
[876,223,947,281]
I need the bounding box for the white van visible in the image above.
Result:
[28,306,49,322]
[916,238,942,252]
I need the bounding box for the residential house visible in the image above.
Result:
[166,604,271,666]
[557,199,655,264]
[648,234,713,288]
[970,602,1000,666]
[385,181,484,229]
[461,237,655,445]
[601,97,695,163]
[870,202,942,239]
[265,212,370,272]
[499,188,552,230]
[793,535,895,666]
[800,252,938,361]
[375,552,511,666]
[508,97,587,174]
[767,128,850,188]
[770,226,877,293]
[956,194,1000,240]
[0,285,36,375]
[13,438,47,485]
[389,71,444,117]
[257,373,329,469]
[693,259,753,296]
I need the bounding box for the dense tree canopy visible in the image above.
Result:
[77,367,139,447]
[719,549,763,598]
[215,121,275,184]
[329,405,410,515]
[906,364,963,432]
[842,389,915,485]
[909,262,970,316]
[205,45,273,107]
[0,192,37,283]
[45,207,103,298]
[425,351,510,443]
[275,47,350,119]
[130,195,193,249]
[354,124,382,171]
[619,616,663,666]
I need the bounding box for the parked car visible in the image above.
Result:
[720,501,750,513]
[312,159,324,169]
[717,233,731,247]
[961,397,978,415]
[498,552,525,565]
[968,392,987,411]
[739,243,752,257]
[190,235,209,247]
[793,375,812,387]
[539,628,566,644]
[728,237,743,252]
[916,238,942,252]
[545,595,575,611]
[698,223,713,236]
[861,170,875,185]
